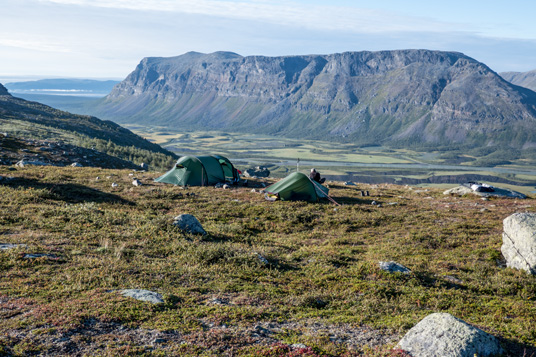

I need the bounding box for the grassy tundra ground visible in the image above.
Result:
[1,165,536,356]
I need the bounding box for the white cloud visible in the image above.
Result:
[38,0,463,34]
[0,38,72,53]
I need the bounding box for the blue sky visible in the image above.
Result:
[2,0,536,80]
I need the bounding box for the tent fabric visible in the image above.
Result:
[265,172,329,202]
[197,156,226,184]
[155,155,238,186]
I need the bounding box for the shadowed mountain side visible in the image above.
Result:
[0,86,178,170]
[92,50,536,151]
[0,93,168,154]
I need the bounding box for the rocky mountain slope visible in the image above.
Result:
[0,85,176,169]
[93,50,536,151]
[501,70,536,92]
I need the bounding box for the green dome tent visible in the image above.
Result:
[155,155,239,186]
[264,172,329,202]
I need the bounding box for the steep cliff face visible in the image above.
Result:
[96,50,536,149]
[501,70,536,92]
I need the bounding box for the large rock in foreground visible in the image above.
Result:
[502,213,536,274]
[398,313,503,357]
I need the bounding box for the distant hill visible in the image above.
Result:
[5,78,120,97]
[91,50,536,156]
[500,70,536,92]
[0,85,176,169]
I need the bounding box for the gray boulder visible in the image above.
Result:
[120,289,164,304]
[502,213,536,274]
[173,214,206,235]
[398,313,503,357]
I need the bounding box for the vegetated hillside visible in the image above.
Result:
[0,165,535,356]
[93,50,536,155]
[0,85,177,169]
[501,70,536,92]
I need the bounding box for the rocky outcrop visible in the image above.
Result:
[502,213,536,274]
[94,50,536,150]
[398,313,503,357]
[244,166,270,178]
[444,185,526,199]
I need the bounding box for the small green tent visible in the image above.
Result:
[155,155,239,186]
[264,172,329,202]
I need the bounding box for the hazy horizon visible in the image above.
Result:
[2,0,536,79]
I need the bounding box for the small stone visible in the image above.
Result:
[120,289,164,304]
[208,297,229,305]
[256,253,270,265]
[23,253,58,259]
[0,243,26,250]
[173,214,206,235]
[291,343,307,349]
[379,261,411,274]
[444,275,464,285]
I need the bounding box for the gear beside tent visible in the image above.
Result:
[155,155,239,186]
[264,172,329,202]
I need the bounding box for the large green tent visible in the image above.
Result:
[264,172,329,202]
[155,155,239,186]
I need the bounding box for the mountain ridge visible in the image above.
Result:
[92,50,536,152]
